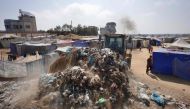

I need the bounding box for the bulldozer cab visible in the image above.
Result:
[104,34,126,56]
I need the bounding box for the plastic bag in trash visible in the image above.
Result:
[97,98,106,104]
[151,91,166,106]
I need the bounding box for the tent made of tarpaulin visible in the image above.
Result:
[126,39,149,48]
[10,42,23,55]
[72,40,89,47]
[150,37,161,46]
[167,38,190,49]
[152,48,190,77]
[173,58,190,81]
[159,37,175,43]
[19,43,57,56]
[56,40,74,47]
[80,37,99,41]
[55,46,73,53]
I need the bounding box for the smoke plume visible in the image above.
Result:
[120,16,136,33]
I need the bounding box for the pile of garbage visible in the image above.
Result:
[38,48,130,108]
[0,47,190,109]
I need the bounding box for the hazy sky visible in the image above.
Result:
[0,0,190,34]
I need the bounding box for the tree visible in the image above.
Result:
[76,24,82,35]
[47,24,98,36]
[54,25,61,32]
[47,28,54,34]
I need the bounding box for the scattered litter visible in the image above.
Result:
[151,91,166,107]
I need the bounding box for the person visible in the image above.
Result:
[146,55,152,74]
[148,44,153,53]
[137,41,141,51]
[139,45,142,51]
[150,45,153,53]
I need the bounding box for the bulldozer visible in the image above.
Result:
[101,34,132,68]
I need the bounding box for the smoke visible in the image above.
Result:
[10,78,40,107]
[120,16,136,33]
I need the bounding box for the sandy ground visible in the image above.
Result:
[130,47,190,103]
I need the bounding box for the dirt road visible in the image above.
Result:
[130,47,190,103]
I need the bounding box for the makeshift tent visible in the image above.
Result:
[72,40,89,47]
[173,58,190,81]
[159,37,175,43]
[55,46,73,53]
[80,36,99,41]
[56,40,74,47]
[0,35,25,48]
[152,48,190,80]
[150,37,161,46]
[12,42,57,56]
[167,38,190,50]
[126,39,144,49]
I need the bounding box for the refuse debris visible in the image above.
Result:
[43,47,130,108]
[151,91,166,107]
[0,47,190,109]
[137,82,150,106]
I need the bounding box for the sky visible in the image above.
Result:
[0,0,190,34]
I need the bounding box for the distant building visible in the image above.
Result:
[100,22,116,35]
[4,9,37,33]
[105,22,116,34]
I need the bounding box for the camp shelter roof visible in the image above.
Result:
[154,48,190,55]
[56,40,74,44]
[80,37,99,41]
[24,42,51,46]
[152,37,161,42]
[0,34,19,39]
[168,38,190,49]
[56,46,73,53]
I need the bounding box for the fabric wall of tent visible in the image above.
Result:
[10,43,18,55]
[173,58,190,81]
[22,43,57,56]
[152,48,190,80]
[72,40,89,47]
[150,38,161,46]
[10,42,23,55]
[0,34,25,48]
[126,39,149,49]
[11,42,57,56]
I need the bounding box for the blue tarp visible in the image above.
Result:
[173,58,190,81]
[10,43,17,55]
[152,48,190,76]
[150,39,161,46]
[72,40,89,47]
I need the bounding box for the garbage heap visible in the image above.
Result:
[38,48,130,108]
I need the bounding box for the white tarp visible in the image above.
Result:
[56,46,73,53]
[168,38,190,49]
